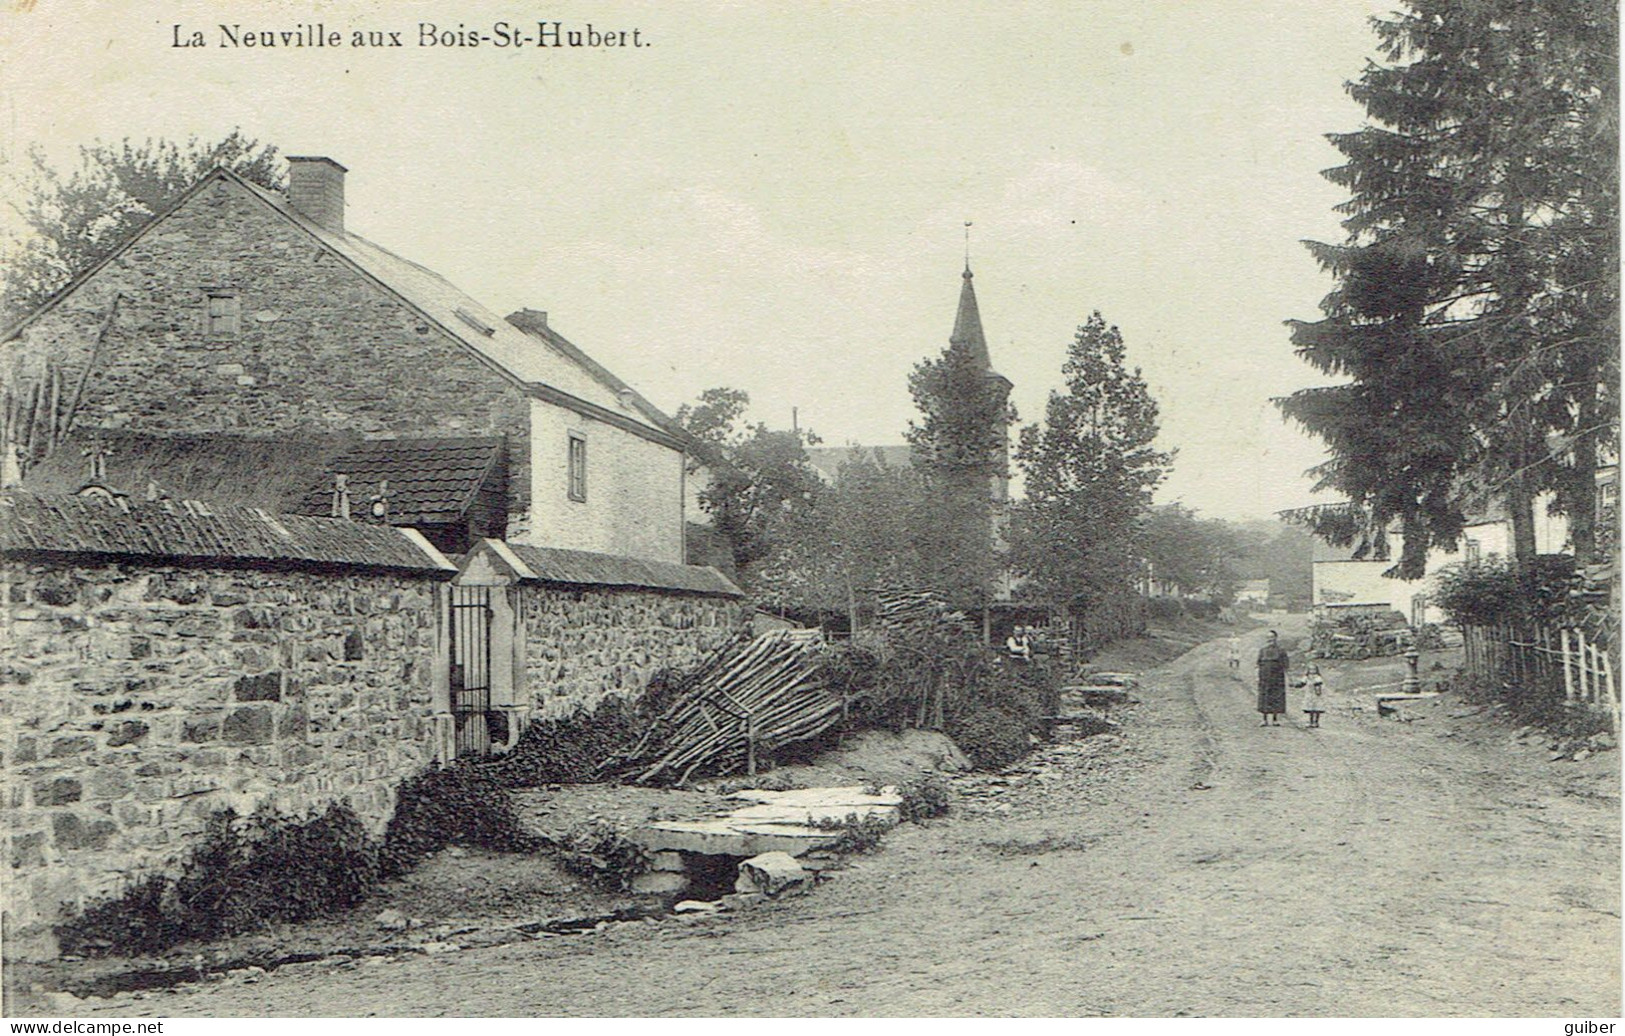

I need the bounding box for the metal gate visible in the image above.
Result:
[450,585,493,759]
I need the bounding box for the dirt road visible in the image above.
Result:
[89,621,1620,1017]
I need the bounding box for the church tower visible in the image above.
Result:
[947,262,1013,505]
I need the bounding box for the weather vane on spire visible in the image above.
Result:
[964,221,973,269]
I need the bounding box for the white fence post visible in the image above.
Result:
[1577,630,1590,704]
[1600,649,1618,733]
[1562,628,1575,702]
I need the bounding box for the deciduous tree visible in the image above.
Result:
[675,387,823,581]
[905,333,1016,607]
[1,131,285,325]
[1011,312,1173,606]
[1140,504,1244,605]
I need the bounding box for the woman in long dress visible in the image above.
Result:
[1256,630,1289,726]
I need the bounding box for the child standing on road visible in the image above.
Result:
[1296,664,1326,728]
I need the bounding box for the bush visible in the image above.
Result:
[897,773,951,823]
[947,702,1034,771]
[60,762,544,958]
[486,699,644,787]
[1184,598,1221,620]
[1434,555,1585,632]
[55,875,177,958]
[813,812,892,855]
[826,619,1061,772]
[1145,596,1185,622]
[1435,555,1618,731]
[57,803,381,958]
[379,763,542,878]
[946,659,1060,770]
[555,820,652,890]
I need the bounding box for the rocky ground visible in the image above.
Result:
[25,618,1623,1017]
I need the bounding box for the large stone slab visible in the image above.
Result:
[635,785,903,857]
[634,818,839,857]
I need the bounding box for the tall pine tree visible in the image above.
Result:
[1280,0,1618,575]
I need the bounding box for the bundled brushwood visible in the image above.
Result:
[873,586,977,641]
[601,629,839,785]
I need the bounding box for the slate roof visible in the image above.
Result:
[0,490,455,576]
[291,437,504,524]
[231,171,674,437]
[949,265,1007,382]
[495,541,743,597]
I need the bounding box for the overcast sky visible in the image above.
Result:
[2,0,1396,520]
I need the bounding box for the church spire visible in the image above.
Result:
[949,264,992,369]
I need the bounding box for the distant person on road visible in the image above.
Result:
[1005,625,1032,662]
[1227,636,1241,673]
[1256,630,1289,726]
[1296,663,1326,728]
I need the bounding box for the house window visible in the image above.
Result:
[567,432,587,502]
[1465,538,1481,563]
[206,292,240,336]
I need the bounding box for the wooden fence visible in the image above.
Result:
[1463,623,1619,731]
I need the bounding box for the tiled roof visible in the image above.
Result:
[291,437,503,524]
[500,541,743,597]
[0,490,455,576]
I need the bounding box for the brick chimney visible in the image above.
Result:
[285,156,347,234]
[506,309,550,335]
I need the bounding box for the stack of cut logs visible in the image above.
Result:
[604,629,839,785]
[874,586,976,640]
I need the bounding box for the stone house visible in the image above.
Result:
[1,154,754,753]
[0,489,459,957]
[2,156,689,561]
[1234,579,1272,608]
[1310,501,1576,624]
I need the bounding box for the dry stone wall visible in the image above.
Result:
[521,586,745,719]
[1,560,446,957]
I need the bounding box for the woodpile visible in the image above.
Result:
[603,629,839,785]
[874,586,976,641]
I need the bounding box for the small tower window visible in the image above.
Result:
[206,292,240,336]
[567,432,587,502]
